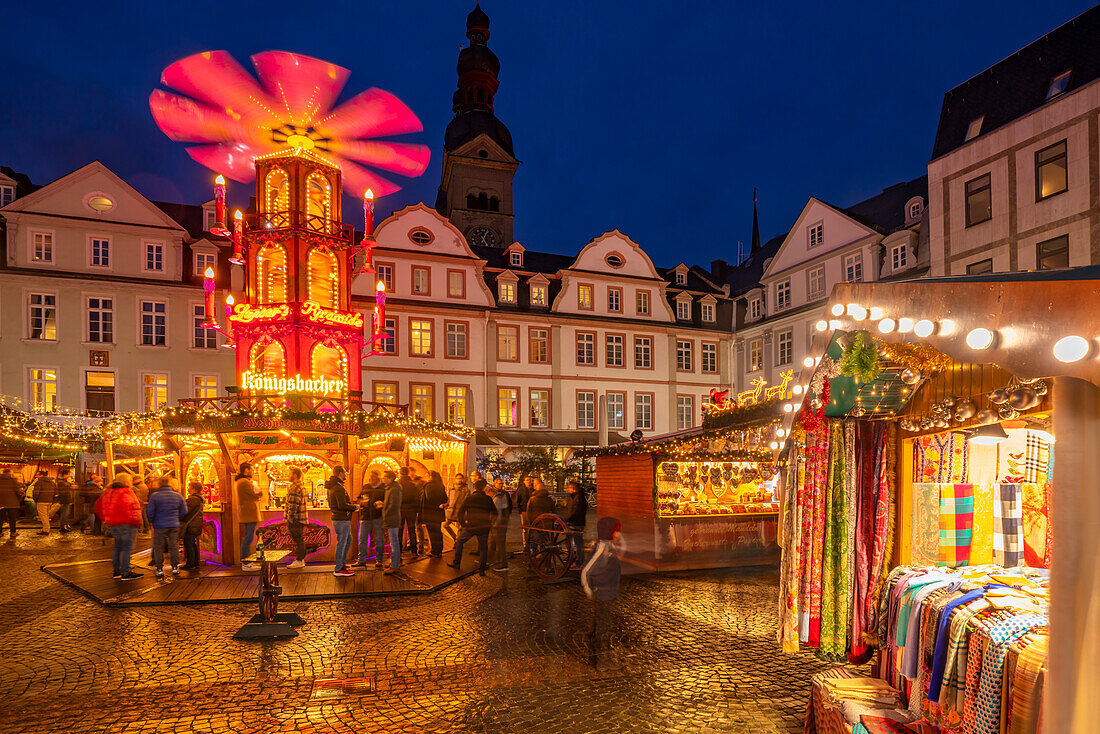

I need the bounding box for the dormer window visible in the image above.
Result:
[0,185,14,207]
[675,270,687,286]
[510,250,523,267]
[498,281,516,304]
[749,297,762,320]
[676,299,691,320]
[204,207,216,232]
[1047,70,1071,100]
[964,116,984,142]
[908,200,923,220]
[700,302,715,322]
[530,284,548,307]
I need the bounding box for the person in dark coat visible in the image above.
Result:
[398,467,420,555]
[381,471,403,574]
[419,471,448,558]
[581,517,623,671]
[55,467,76,532]
[77,475,104,534]
[564,480,589,566]
[33,471,58,535]
[327,467,356,577]
[146,477,188,577]
[353,469,386,568]
[180,482,205,570]
[0,468,22,538]
[448,479,495,575]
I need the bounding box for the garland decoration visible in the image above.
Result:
[798,378,830,433]
[840,330,882,384]
[701,397,784,430]
[879,342,951,374]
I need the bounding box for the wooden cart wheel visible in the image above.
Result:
[527,513,574,581]
[260,562,279,621]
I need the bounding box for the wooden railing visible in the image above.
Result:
[245,211,354,244]
[176,393,408,417]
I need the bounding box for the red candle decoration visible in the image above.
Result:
[373,279,386,342]
[202,267,217,327]
[363,189,375,234]
[211,175,229,236]
[229,209,244,265]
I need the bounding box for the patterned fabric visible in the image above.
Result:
[911,483,940,566]
[969,483,994,565]
[1023,432,1049,483]
[913,431,969,483]
[1009,633,1047,734]
[818,421,849,661]
[1020,483,1051,569]
[851,424,891,660]
[971,614,1048,734]
[844,421,859,660]
[798,426,830,646]
[939,601,985,713]
[777,443,804,652]
[938,484,974,568]
[855,716,912,733]
[992,484,1022,567]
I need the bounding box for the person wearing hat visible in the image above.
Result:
[581,517,623,671]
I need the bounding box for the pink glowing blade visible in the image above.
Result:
[186,144,263,182]
[251,51,349,127]
[337,159,402,198]
[160,51,278,124]
[326,140,430,178]
[150,90,269,145]
[314,88,424,140]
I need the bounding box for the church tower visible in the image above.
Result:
[435,4,518,248]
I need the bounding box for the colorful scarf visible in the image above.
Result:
[938,484,974,568]
[969,483,994,565]
[799,426,830,646]
[992,483,1022,567]
[818,421,849,661]
[1024,432,1049,483]
[777,444,804,652]
[911,483,940,566]
[1021,482,1051,568]
[971,614,1048,734]
[914,431,969,483]
[1009,632,1047,734]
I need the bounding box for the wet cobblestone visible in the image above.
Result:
[0,531,839,733]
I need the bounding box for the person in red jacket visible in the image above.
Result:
[95,474,143,580]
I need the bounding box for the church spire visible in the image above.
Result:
[751,188,761,253]
[453,3,500,113]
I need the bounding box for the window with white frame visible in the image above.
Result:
[87,297,113,343]
[446,386,466,424]
[634,336,652,368]
[576,332,595,365]
[749,297,762,320]
[381,318,396,354]
[530,284,548,307]
[608,288,621,313]
[498,281,516,304]
[844,252,863,282]
[701,301,715,322]
[376,264,394,291]
[807,266,825,300]
[447,270,464,298]
[412,266,430,295]
[497,325,518,361]
[701,343,718,373]
[510,250,523,267]
[776,329,793,365]
[140,300,167,346]
[676,340,693,371]
[529,389,550,428]
[607,392,625,429]
[749,338,763,372]
[676,299,691,320]
[194,251,216,276]
[576,391,595,429]
[675,270,687,285]
[90,237,110,268]
[606,334,624,367]
[31,232,53,262]
[635,394,653,430]
[28,292,57,340]
[446,322,467,358]
[808,222,824,248]
[636,290,650,315]
[29,368,58,411]
[144,241,164,272]
[529,329,549,363]
[193,304,216,349]
[410,320,432,356]
[375,382,398,406]
[0,185,14,207]
[411,385,434,420]
[143,373,168,411]
[677,396,694,430]
[193,374,218,398]
[775,279,791,310]
[891,244,908,270]
[908,200,923,220]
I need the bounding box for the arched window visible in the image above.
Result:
[310,342,346,382]
[306,172,331,231]
[265,168,289,213]
[466,193,477,209]
[477,192,489,210]
[250,339,286,377]
[489,196,500,212]
[257,244,288,304]
[307,247,339,308]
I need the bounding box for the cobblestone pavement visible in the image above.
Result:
[0,529,839,733]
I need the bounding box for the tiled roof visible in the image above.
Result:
[840,176,927,234]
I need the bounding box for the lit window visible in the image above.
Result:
[87,297,113,343]
[85,371,115,414]
[310,343,346,382]
[608,287,622,313]
[576,332,595,365]
[86,194,114,212]
[0,185,14,207]
[965,174,992,226]
[844,253,863,283]
[265,168,289,212]
[701,302,715,322]
[634,337,652,369]
[376,264,394,292]
[381,318,397,354]
[446,322,467,358]
[576,391,595,429]
[251,340,286,376]
[676,340,693,371]
[140,301,167,346]
[749,338,763,372]
[967,259,993,275]
[29,368,58,411]
[29,293,56,340]
[143,373,169,411]
[775,279,791,310]
[305,173,332,228]
[676,299,691,320]
[510,250,523,267]
[702,343,717,373]
[529,329,549,363]
[1037,235,1069,270]
[677,396,694,430]
[411,384,434,420]
[499,281,516,304]
[258,244,288,303]
[193,304,216,349]
[636,291,650,315]
[1036,140,1068,200]
[90,237,110,268]
[892,245,908,270]
[447,271,465,298]
[144,242,164,272]
[412,266,430,295]
[498,388,518,427]
[578,284,593,309]
[634,394,652,430]
[193,375,218,398]
[675,270,687,285]
[808,222,824,248]
[307,248,339,307]
[498,325,518,361]
[807,266,825,300]
[1046,70,1071,99]
[530,389,550,428]
[607,392,625,429]
[375,383,398,406]
[749,297,762,320]
[194,252,216,276]
[530,284,548,307]
[446,386,467,424]
[776,329,793,366]
[32,232,53,262]
[410,320,433,356]
[964,116,984,142]
[606,334,624,367]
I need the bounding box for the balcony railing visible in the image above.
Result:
[176,393,407,419]
[245,211,353,244]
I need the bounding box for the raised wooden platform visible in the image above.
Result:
[42,550,479,606]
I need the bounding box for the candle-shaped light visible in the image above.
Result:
[373,279,386,341]
[363,189,375,234]
[225,294,235,323]
[202,267,217,327]
[211,175,229,236]
[229,210,244,265]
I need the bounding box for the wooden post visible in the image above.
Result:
[894,436,914,567]
[104,440,116,482]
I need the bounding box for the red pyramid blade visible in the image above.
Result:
[186,144,261,182]
[251,51,349,127]
[160,51,278,124]
[313,88,423,140]
[150,90,269,145]
[326,140,430,177]
[336,158,402,198]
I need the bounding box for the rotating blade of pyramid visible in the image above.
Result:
[251,51,349,127]
[336,158,402,198]
[327,140,430,177]
[160,50,278,124]
[313,88,424,140]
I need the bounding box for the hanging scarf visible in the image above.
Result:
[777,443,804,652]
[818,421,849,661]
